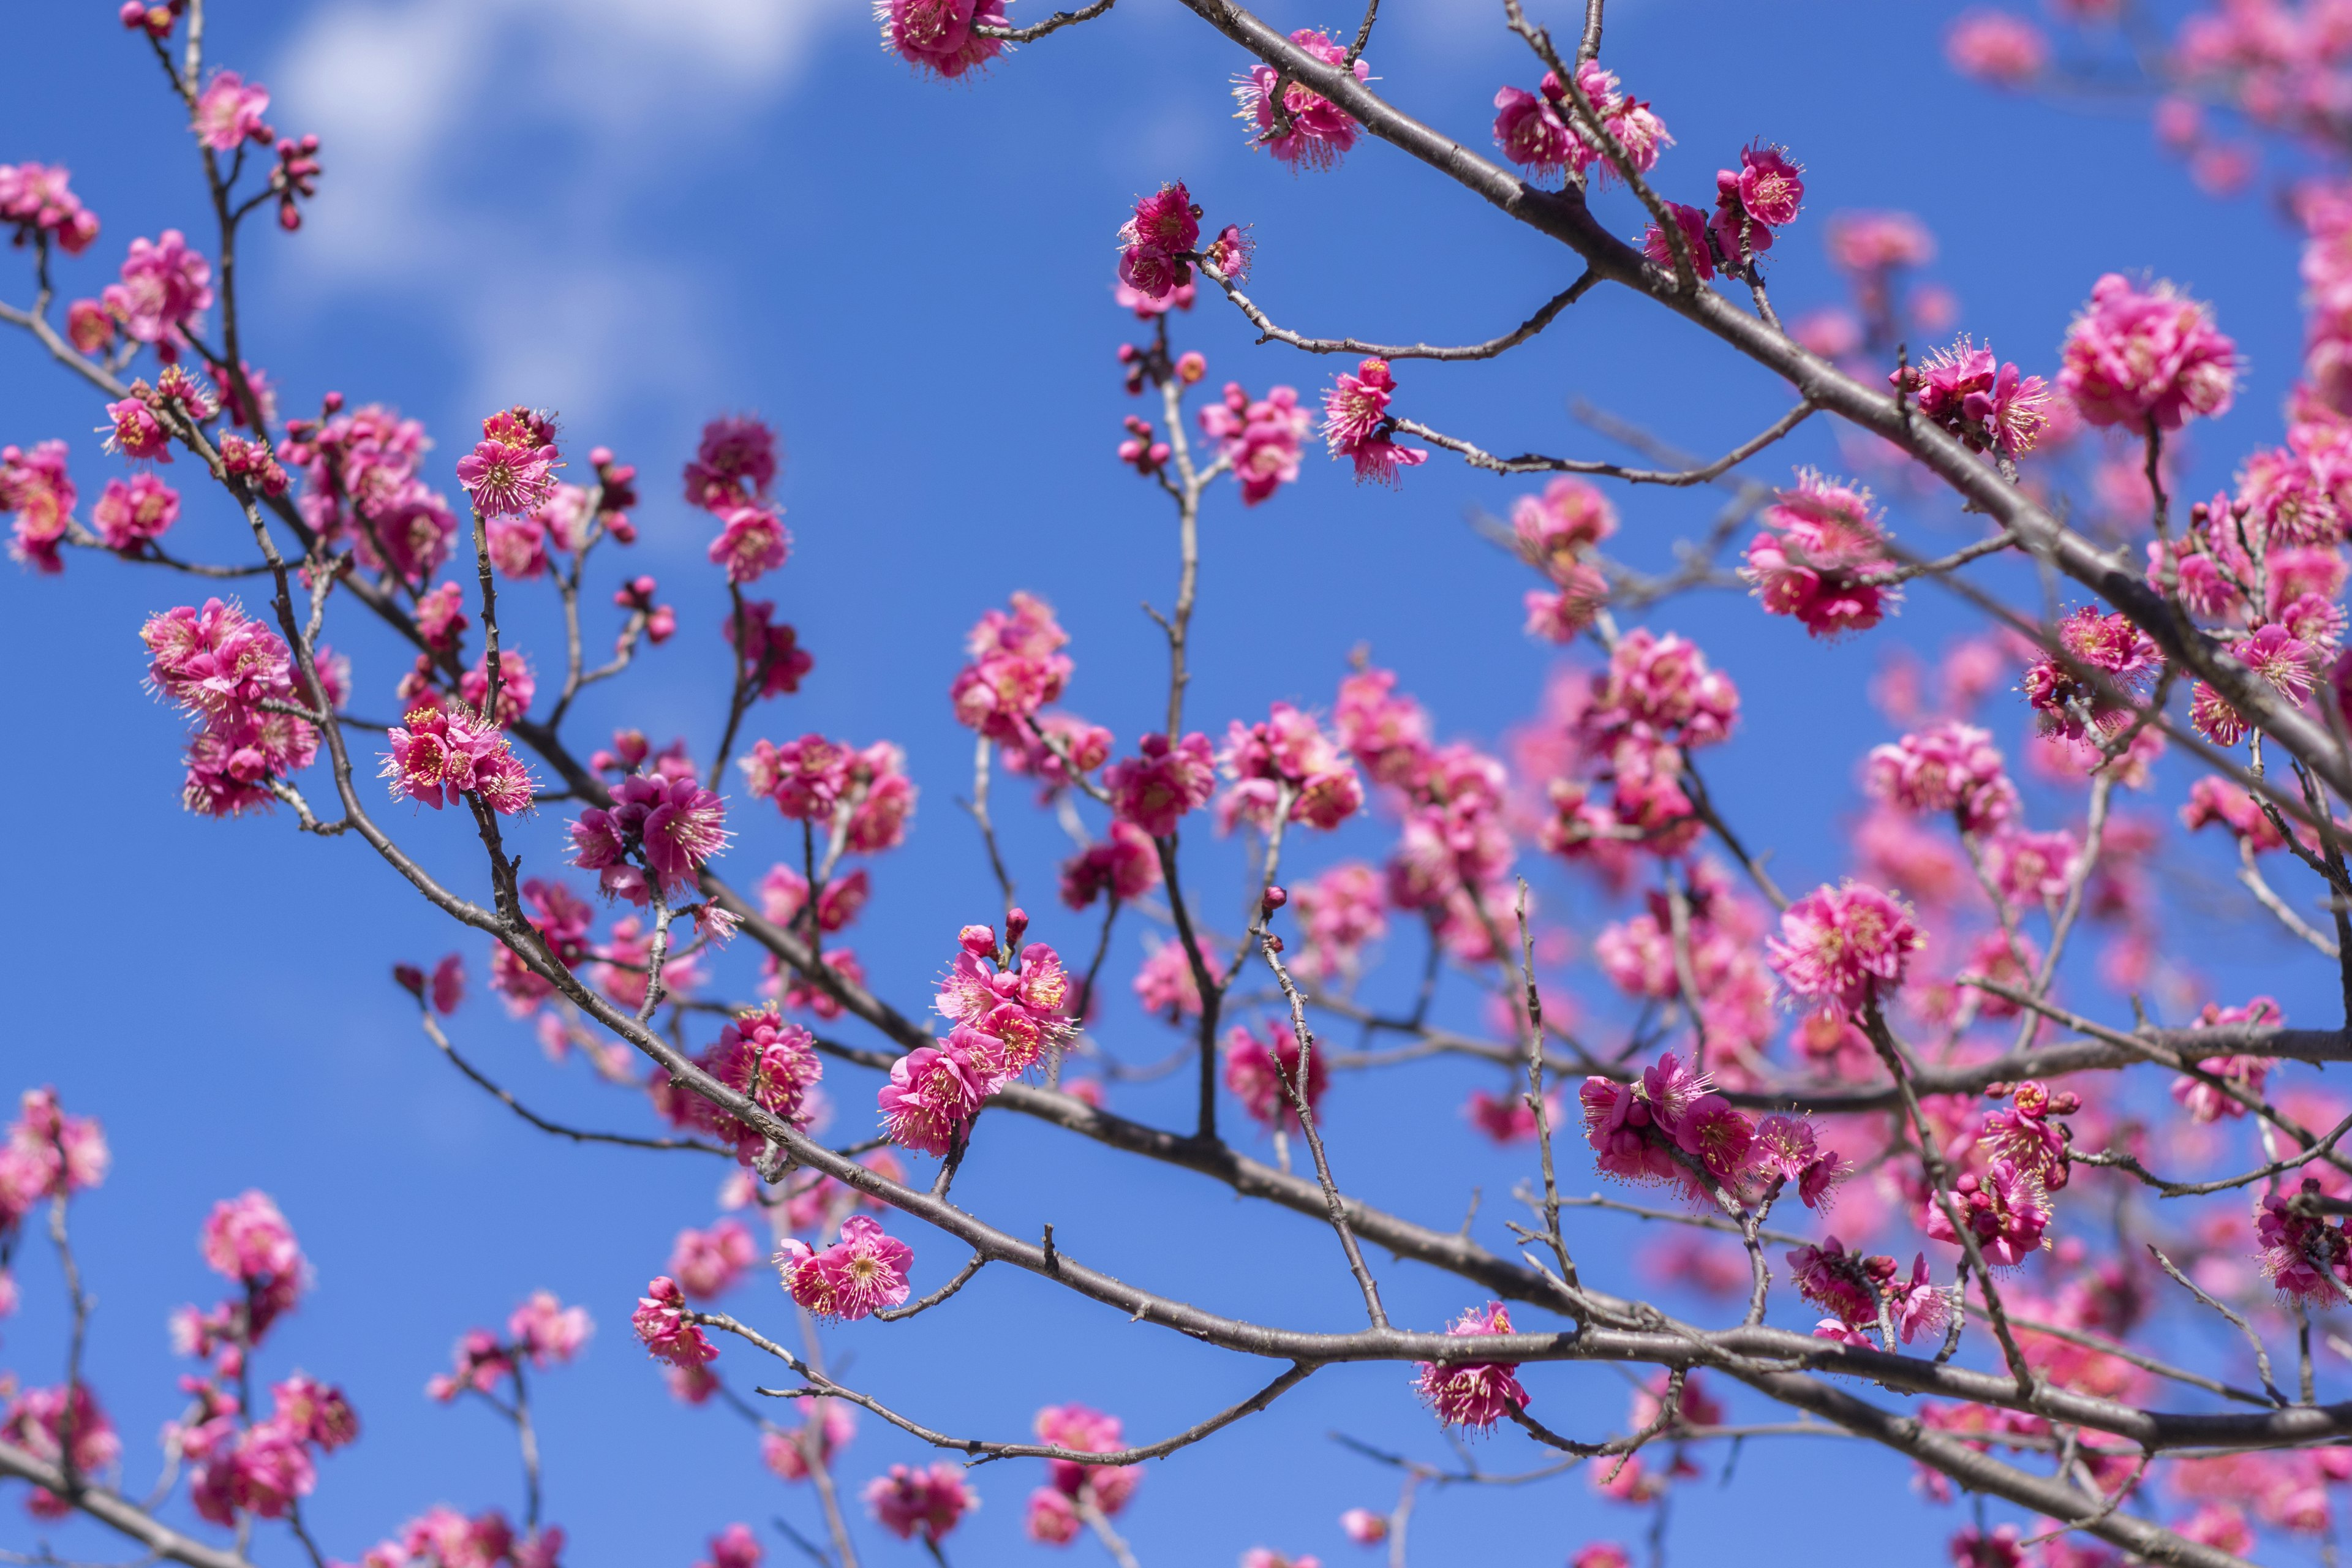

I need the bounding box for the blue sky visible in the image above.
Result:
[0,0,2338,1564]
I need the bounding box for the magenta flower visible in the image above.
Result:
[1105,730,1218,836]
[1234,30,1369,170]
[1198,382,1307,505]
[0,162,100,255]
[1733,143,1804,227]
[193,70,273,151]
[630,1275,717,1366]
[702,1005,823,1161]
[1866,722,2017,832]
[1202,222,1254,284]
[878,1038,987,1155]
[200,1190,306,1320]
[1494,78,1575,178]
[507,1291,592,1365]
[458,649,536,727]
[865,1463,977,1544]
[1642,202,1714,280]
[1412,1302,1530,1431]
[1986,827,2079,904]
[950,591,1073,742]
[709,505,790,584]
[1,440,75,574]
[1921,1159,2050,1268]
[102,230,212,350]
[742,732,853,820]
[90,472,178,551]
[935,924,1073,1080]
[1117,181,1200,303]
[2021,606,2162,740]
[1321,357,1427,484]
[1947,10,2048,84]
[4,1384,122,1515]
[456,431,560,519]
[2059,273,2237,431]
[1742,470,1897,638]
[876,0,1006,80]
[104,394,172,462]
[764,1398,857,1482]
[1765,880,1925,1019]
[684,414,780,510]
[779,1214,914,1321]
[1216,703,1363,832]
[1221,1021,1329,1131]
[1580,627,1740,750]
[669,1219,758,1299]
[1894,337,2052,456]
[383,703,535,815]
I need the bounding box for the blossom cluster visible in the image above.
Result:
[880,920,1072,1154]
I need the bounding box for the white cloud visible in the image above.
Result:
[274,0,840,415]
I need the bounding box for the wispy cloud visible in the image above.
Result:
[274,0,840,417]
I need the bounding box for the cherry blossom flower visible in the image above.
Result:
[630,1275,716,1366]
[1216,703,1364,832]
[1922,1159,2051,1268]
[4,1384,121,1517]
[684,415,780,510]
[1222,1022,1329,1131]
[669,1219,758,1299]
[2,440,75,573]
[878,1038,988,1155]
[703,1005,824,1161]
[1106,731,1217,835]
[2256,1180,2351,1302]
[865,1463,977,1543]
[878,0,1006,80]
[91,472,178,551]
[1117,181,1199,303]
[779,1215,914,1321]
[1321,358,1427,484]
[1867,722,2018,831]
[1894,337,2052,455]
[951,592,1073,744]
[1494,77,1575,176]
[193,70,273,150]
[1234,30,1369,168]
[0,162,99,254]
[455,409,561,518]
[2059,273,2238,431]
[1340,1508,1389,1544]
[103,230,212,353]
[1198,382,1308,505]
[507,1291,592,1365]
[709,505,790,584]
[1060,818,1162,910]
[1642,202,1714,280]
[383,703,535,815]
[763,1398,857,1482]
[1742,470,1898,637]
[1765,880,1926,1019]
[1947,10,2047,83]
[567,771,729,901]
[1412,1302,1530,1431]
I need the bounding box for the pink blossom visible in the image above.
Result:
[1234,30,1369,169]
[1105,731,1217,835]
[1642,202,1714,280]
[692,1524,762,1568]
[103,230,212,351]
[1986,828,2080,904]
[1339,1508,1389,1544]
[567,771,729,901]
[382,703,534,814]
[1895,337,2052,456]
[91,472,178,552]
[1827,211,1936,273]
[1216,703,1363,832]
[1321,358,1426,484]
[1198,382,1308,505]
[200,1189,303,1288]
[1765,881,1926,1018]
[709,505,790,584]
[670,1219,759,1299]
[951,592,1072,743]
[779,1214,914,1321]
[1333,666,1434,788]
[4,1385,121,1515]
[1581,627,1740,750]
[103,394,172,462]
[507,1291,592,1365]
[1133,935,1218,1021]
[1867,722,2017,831]
[1922,1159,2050,1268]
[877,0,1006,79]
[457,649,536,727]
[456,410,562,519]
[1742,470,1898,637]
[2059,273,2237,431]
[763,1398,857,1482]
[630,1275,717,1366]
[2021,607,2162,741]
[878,1038,988,1155]
[1060,818,1162,910]
[1,440,75,573]
[744,733,853,821]
[1493,78,1575,176]
[1117,181,1200,303]
[1947,10,2048,83]
[1222,1021,1329,1131]
[2256,1180,2350,1302]
[865,1463,978,1543]
[0,163,99,254]
[684,415,780,510]
[1412,1302,1530,1431]
[2239,621,2321,700]
[703,1005,824,1161]
[1732,143,1804,227]
[1025,1487,1081,1543]
[193,70,273,150]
